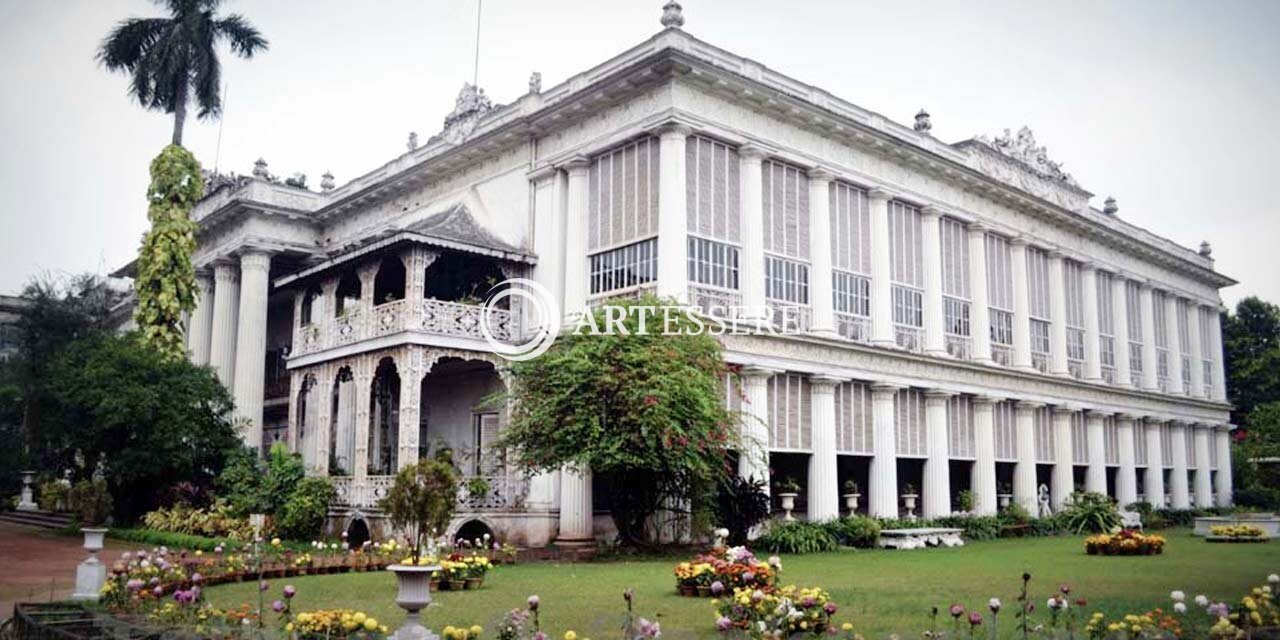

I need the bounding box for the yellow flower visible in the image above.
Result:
[285,623,294,632]
[353,612,367,624]
[271,538,281,546]
[841,623,854,631]
[565,631,578,640]
[364,618,379,631]
[470,625,484,636]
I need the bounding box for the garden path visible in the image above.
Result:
[0,521,141,621]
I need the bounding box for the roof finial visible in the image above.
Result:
[913,109,932,134]
[320,171,335,192]
[252,158,269,179]
[407,132,419,152]
[1103,196,1118,215]
[528,71,542,94]
[660,1,684,28]
[1199,241,1213,258]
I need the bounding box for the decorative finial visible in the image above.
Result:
[660,1,684,28]
[1103,196,1118,215]
[407,132,419,152]
[913,109,932,134]
[1199,241,1212,258]
[252,158,269,179]
[320,171,335,192]
[528,71,542,94]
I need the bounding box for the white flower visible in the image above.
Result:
[989,598,1002,610]
[1270,574,1280,585]
[1171,590,1186,602]
[1174,602,1187,614]
[1265,586,1273,595]
[768,556,782,569]
[1047,598,1057,609]
[1195,595,1209,607]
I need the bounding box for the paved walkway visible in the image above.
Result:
[0,521,143,620]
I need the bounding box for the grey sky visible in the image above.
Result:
[1,0,1276,306]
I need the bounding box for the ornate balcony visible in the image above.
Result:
[835,312,869,344]
[944,334,971,359]
[1030,351,1049,373]
[689,285,744,320]
[293,299,516,358]
[991,344,1013,367]
[331,474,529,511]
[894,325,924,352]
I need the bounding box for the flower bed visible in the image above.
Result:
[712,585,837,637]
[1083,530,1166,555]
[673,546,779,597]
[1208,524,1270,543]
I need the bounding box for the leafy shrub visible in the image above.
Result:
[754,521,839,554]
[1060,492,1121,533]
[39,480,70,512]
[823,516,880,548]
[936,515,1001,541]
[69,479,113,526]
[108,527,246,552]
[714,476,771,546]
[142,500,256,539]
[1028,514,1064,536]
[380,457,458,560]
[217,444,305,517]
[277,477,336,540]
[1000,502,1032,525]
[1154,507,1211,528]
[956,490,975,513]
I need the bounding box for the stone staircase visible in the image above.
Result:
[0,509,74,531]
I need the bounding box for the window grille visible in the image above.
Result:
[947,395,976,459]
[1134,423,1149,466]
[768,373,811,451]
[1071,412,1088,465]
[589,238,657,295]
[1064,260,1086,378]
[1034,406,1055,463]
[1104,416,1120,465]
[890,201,924,351]
[1185,426,1197,468]
[1209,430,1219,469]
[1199,306,1215,397]
[1160,423,1173,469]
[1126,281,1145,386]
[1027,247,1051,373]
[994,401,1017,462]
[762,160,810,329]
[588,137,659,252]
[986,234,1014,365]
[687,236,740,290]
[941,217,971,358]
[895,388,926,457]
[834,381,872,454]
[831,182,872,343]
[1097,271,1116,381]
[685,135,741,242]
[1153,290,1170,390]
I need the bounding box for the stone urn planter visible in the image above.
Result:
[997,493,1013,509]
[901,494,919,519]
[389,564,441,640]
[71,527,109,601]
[843,493,861,513]
[777,493,799,521]
[17,470,38,512]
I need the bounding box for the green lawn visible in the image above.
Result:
[204,530,1279,638]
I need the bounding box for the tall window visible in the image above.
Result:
[947,395,975,459]
[1177,298,1192,390]
[686,136,741,316]
[1133,422,1149,466]
[588,137,659,296]
[941,217,971,358]
[1033,406,1054,463]
[1026,247,1052,373]
[1185,426,1196,468]
[1153,290,1170,391]
[1125,281,1145,387]
[986,234,1014,366]
[834,381,872,454]
[895,388,926,457]
[1160,423,1173,469]
[889,201,924,351]
[1104,416,1120,466]
[1097,271,1117,383]
[1064,260,1086,378]
[1071,412,1088,465]
[994,401,1017,461]
[1209,428,1219,469]
[762,160,810,330]
[768,373,811,451]
[831,182,871,342]
[1199,306,1215,396]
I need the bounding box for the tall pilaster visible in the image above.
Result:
[562,157,591,319]
[1081,264,1102,381]
[868,189,896,347]
[1048,252,1070,376]
[1193,424,1214,508]
[232,250,272,449]
[1013,401,1041,512]
[351,356,373,480]
[1050,406,1074,510]
[1208,309,1227,401]
[1084,410,1107,495]
[1010,239,1034,371]
[1168,421,1191,509]
[208,261,240,387]
[921,207,946,357]
[1144,418,1165,506]
[397,347,424,471]
[1115,415,1139,507]
[967,224,993,364]
[923,390,954,518]
[737,368,775,493]
[314,366,334,476]
[807,376,841,520]
[557,465,594,543]
[656,124,692,303]
[1165,294,1185,395]
[1138,283,1159,391]
[738,145,769,324]
[1111,274,1132,388]
[808,169,836,336]
[1215,425,1234,506]
[869,383,901,517]
[1187,300,1206,398]
[971,396,999,515]
[188,272,215,366]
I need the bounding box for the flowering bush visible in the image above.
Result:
[674,546,778,595]
[142,501,257,540]
[1083,530,1166,555]
[284,609,388,639]
[712,585,837,637]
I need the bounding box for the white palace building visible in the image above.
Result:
[160,3,1236,546]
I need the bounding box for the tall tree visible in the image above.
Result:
[97,0,268,146]
[1223,296,1280,425]
[135,145,203,359]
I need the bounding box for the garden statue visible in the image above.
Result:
[17,471,37,511]
[1037,484,1053,518]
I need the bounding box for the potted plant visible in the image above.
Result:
[901,483,919,519]
[466,477,491,505]
[69,479,112,601]
[379,458,457,638]
[842,480,861,513]
[997,483,1013,509]
[776,477,801,521]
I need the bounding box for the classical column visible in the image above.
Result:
[188,272,215,366]
[208,260,240,387]
[1208,309,1227,401]
[920,206,946,356]
[314,366,334,476]
[1050,406,1074,510]
[1085,410,1107,496]
[739,144,769,324]
[1111,274,1132,388]
[1215,425,1233,506]
[868,383,901,517]
[397,347,424,471]
[562,157,591,319]
[1115,415,1139,507]
[967,223,993,364]
[352,356,374,480]
[1010,238,1034,371]
[286,370,301,452]
[1193,424,1214,507]
[971,396,998,515]
[737,367,775,493]
[807,376,841,520]
[1168,421,1190,508]
[1144,418,1165,506]
[868,189,896,347]
[1013,401,1041,512]
[1187,300,1206,398]
[357,262,379,316]
[1138,283,1159,391]
[1165,294,1185,395]
[232,250,272,449]
[922,390,954,518]
[808,169,836,336]
[557,465,593,543]
[656,124,692,303]
[1081,264,1102,381]
[1048,251,1070,376]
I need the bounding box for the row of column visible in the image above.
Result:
[732,366,1233,521]
[188,250,274,449]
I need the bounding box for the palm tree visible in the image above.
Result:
[97,0,268,146]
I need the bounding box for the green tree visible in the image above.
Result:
[135,145,203,359]
[97,0,268,146]
[1223,296,1280,424]
[498,295,736,546]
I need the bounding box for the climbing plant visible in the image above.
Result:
[135,145,202,360]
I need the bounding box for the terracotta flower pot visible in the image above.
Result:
[679,585,697,597]
[448,580,466,591]
[465,578,481,590]
[697,586,711,597]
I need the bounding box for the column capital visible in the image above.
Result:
[966,220,989,234]
[1215,423,1235,433]
[866,186,898,202]
[1051,404,1080,416]
[739,365,782,381]
[1079,260,1099,272]
[808,374,845,389]
[1008,235,1029,248]
[655,122,695,139]
[1047,248,1066,261]
[924,389,957,400]
[920,204,946,219]
[807,166,836,183]
[560,155,591,174]
[238,249,272,272]
[1115,413,1139,424]
[1083,407,1112,418]
[526,164,560,182]
[971,395,1001,406]
[870,381,905,396]
[737,141,771,161]
[1015,400,1045,411]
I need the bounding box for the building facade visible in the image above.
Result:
[174,3,1235,546]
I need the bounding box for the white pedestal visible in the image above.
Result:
[70,528,109,601]
[17,471,38,512]
[390,564,441,640]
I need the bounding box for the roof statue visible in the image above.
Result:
[437,83,497,145]
[974,126,1080,188]
[660,1,685,28]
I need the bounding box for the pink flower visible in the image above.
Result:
[527,595,540,611]
[283,585,296,599]
[716,617,733,631]
[968,612,983,626]
[824,602,838,614]
[272,600,285,613]
[949,604,965,618]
